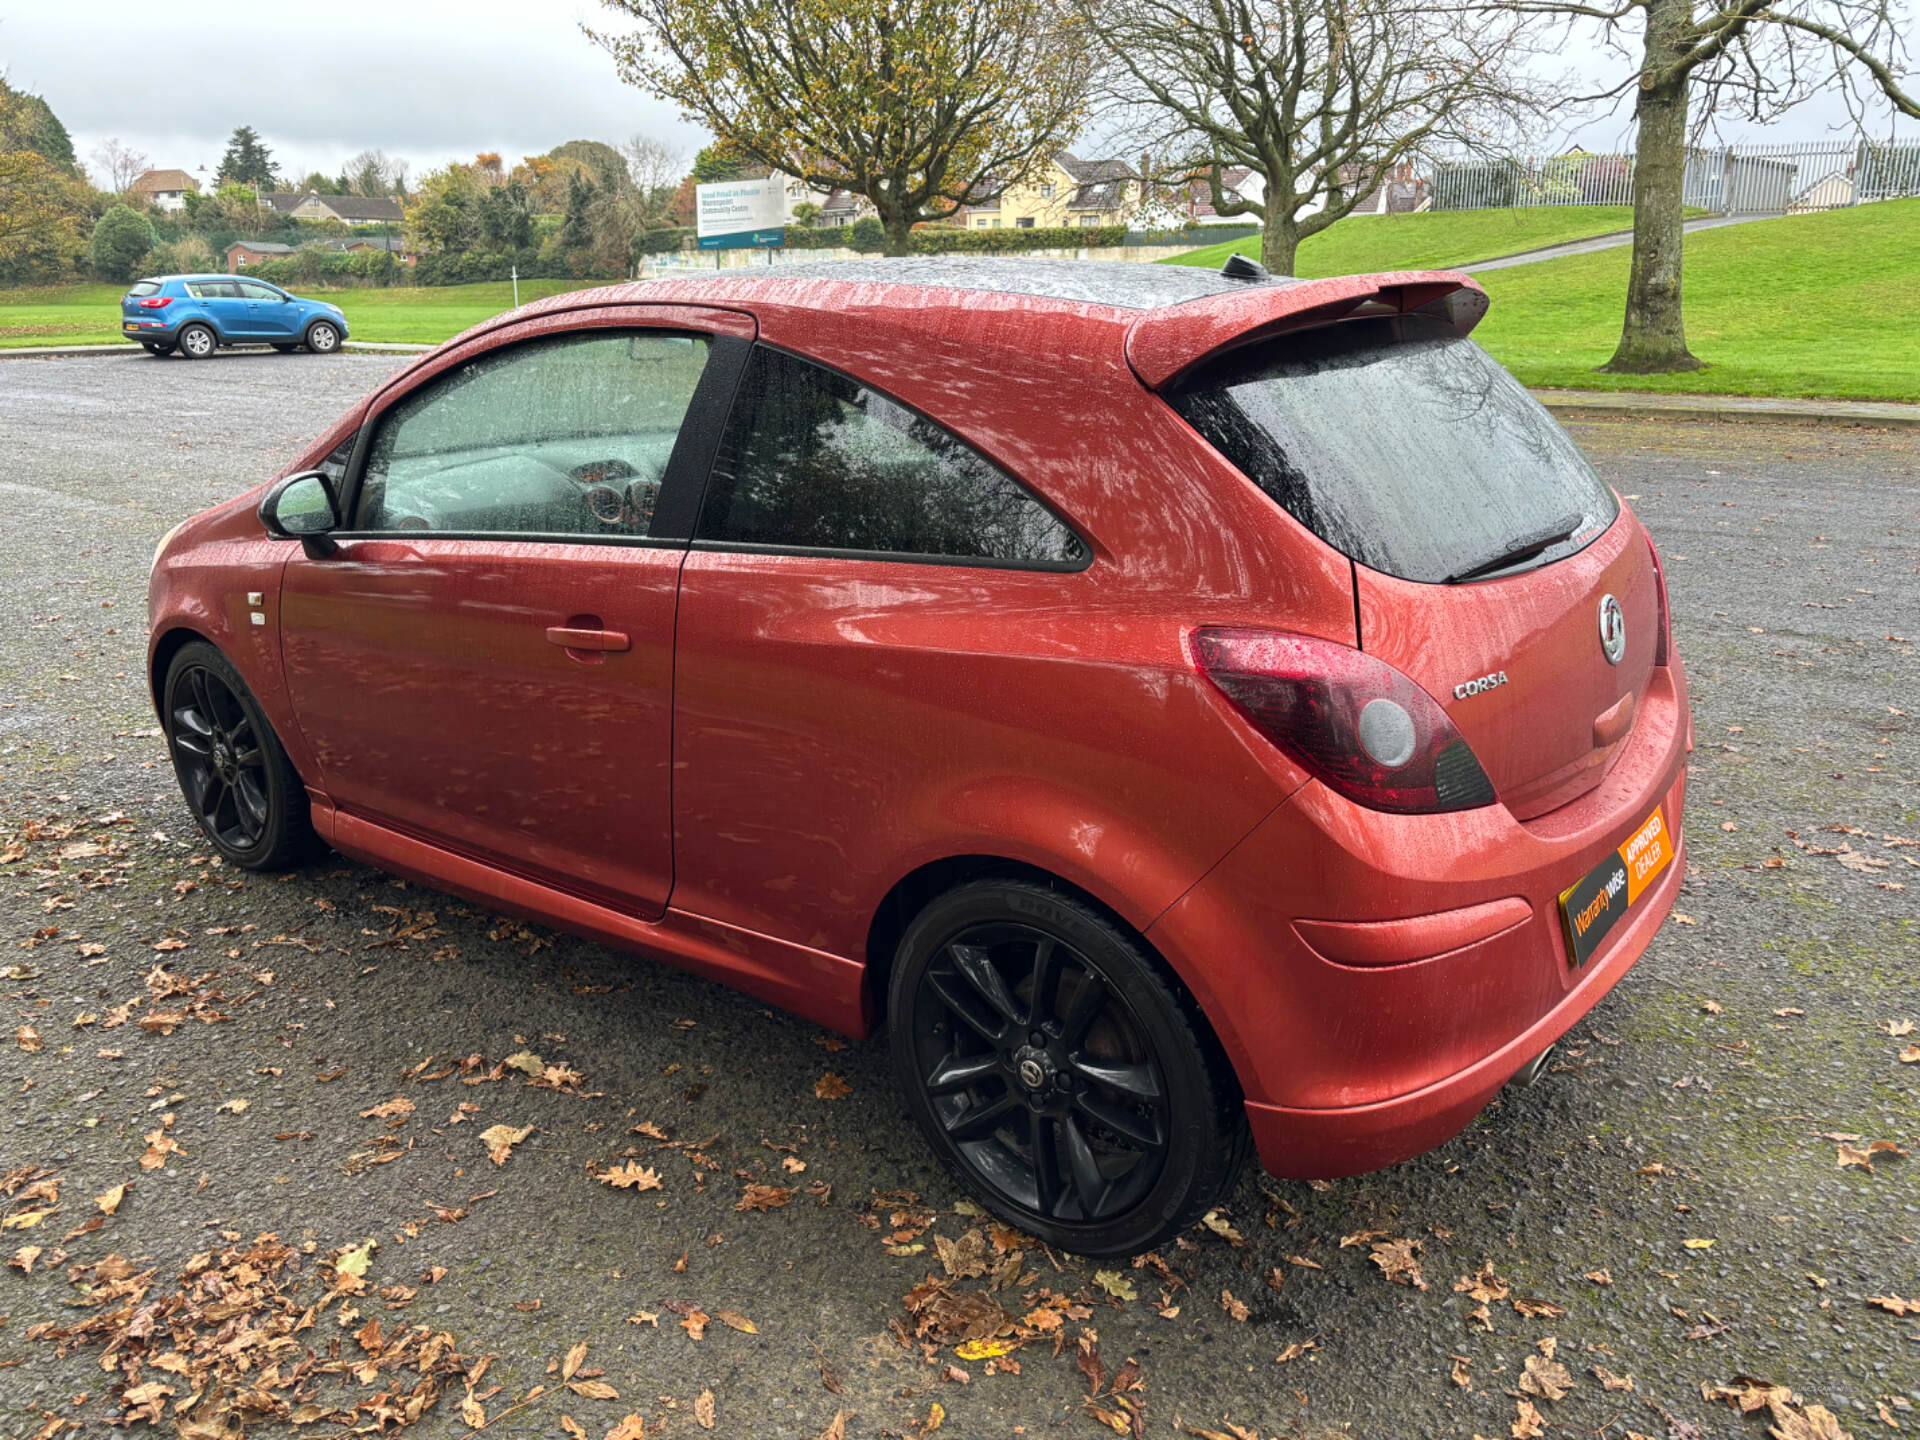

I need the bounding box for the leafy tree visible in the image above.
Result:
[215,126,278,189]
[591,0,1095,255]
[0,80,76,170]
[89,204,154,280]
[0,147,90,281]
[406,163,483,253]
[299,170,344,194]
[1496,0,1920,374]
[560,168,598,253]
[479,179,534,248]
[790,200,821,226]
[690,142,748,183]
[1084,0,1552,275]
[551,139,634,195]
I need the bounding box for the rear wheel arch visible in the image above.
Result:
[863,856,1242,1103]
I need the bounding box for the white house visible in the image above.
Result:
[129,169,200,212]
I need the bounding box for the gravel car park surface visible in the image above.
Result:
[1,350,1916,1440]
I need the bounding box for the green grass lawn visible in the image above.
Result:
[0,277,606,349]
[1474,199,1920,402]
[1161,206,1645,277]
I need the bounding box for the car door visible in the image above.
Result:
[189,279,253,340]
[278,308,753,917]
[238,279,299,339]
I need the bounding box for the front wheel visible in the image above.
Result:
[162,641,316,870]
[304,320,340,354]
[888,880,1248,1256]
[176,324,216,360]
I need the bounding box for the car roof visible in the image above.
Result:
[707,257,1302,312]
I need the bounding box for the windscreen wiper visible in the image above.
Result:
[1443,512,1584,585]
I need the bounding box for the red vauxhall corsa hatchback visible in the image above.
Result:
[148,258,1690,1255]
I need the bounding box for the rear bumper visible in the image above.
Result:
[1146,656,1692,1179]
[122,320,182,341]
[1242,828,1684,1176]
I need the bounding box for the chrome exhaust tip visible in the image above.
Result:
[1507,1044,1557,1089]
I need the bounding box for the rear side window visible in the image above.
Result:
[128,281,161,297]
[696,346,1086,567]
[1170,316,1618,584]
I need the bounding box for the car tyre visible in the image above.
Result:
[888,879,1249,1256]
[176,324,216,360]
[304,320,341,354]
[141,341,176,356]
[161,641,317,871]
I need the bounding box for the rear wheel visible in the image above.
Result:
[889,879,1248,1256]
[162,641,315,870]
[304,320,341,354]
[176,324,215,360]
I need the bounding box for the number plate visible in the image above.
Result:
[123,322,139,330]
[1558,806,1674,968]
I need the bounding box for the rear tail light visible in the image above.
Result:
[137,296,173,309]
[1191,627,1497,814]
[1645,534,1672,666]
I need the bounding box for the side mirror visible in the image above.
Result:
[259,470,341,558]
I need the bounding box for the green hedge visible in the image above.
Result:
[911,224,1125,253]
[780,223,1128,253]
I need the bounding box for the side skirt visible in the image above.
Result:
[317,802,872,1038]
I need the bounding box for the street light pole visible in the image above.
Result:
[511,264,519,309]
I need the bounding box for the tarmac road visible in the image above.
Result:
[1,350,1916,1440]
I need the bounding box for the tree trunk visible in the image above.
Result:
[1601,0,1701,373]
[882,209,914,258]
[1259,205,1300,275]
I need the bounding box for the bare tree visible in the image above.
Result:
[90,137,150,195]
[620,134,686,222]
[1083,0,1555,274]
[344,148,409,199]
[589,0,1095,255]
[621,134,685,195]
[1500,0,1919,373]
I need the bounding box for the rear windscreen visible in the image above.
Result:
[1169,316,1618,584]
[128,281,161,297]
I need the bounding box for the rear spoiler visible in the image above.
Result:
[1126,270,1488,391]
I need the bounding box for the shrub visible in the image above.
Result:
[145,234,217,276]
[633,226,693,257]
[848,216,886,252]
[89,204,153,281]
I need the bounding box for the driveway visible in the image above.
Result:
[1,353,1916,1440]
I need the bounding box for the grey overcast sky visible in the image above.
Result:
[0,0,709,184]
[2,0,1913,187]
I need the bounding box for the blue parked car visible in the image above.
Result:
[121,274,349,359]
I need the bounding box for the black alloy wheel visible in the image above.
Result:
[890,881,1247,1255]
[162,642,314,869]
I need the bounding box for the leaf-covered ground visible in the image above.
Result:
[0,355,1915,1439]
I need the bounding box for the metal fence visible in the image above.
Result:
[1426,139,1920,215]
